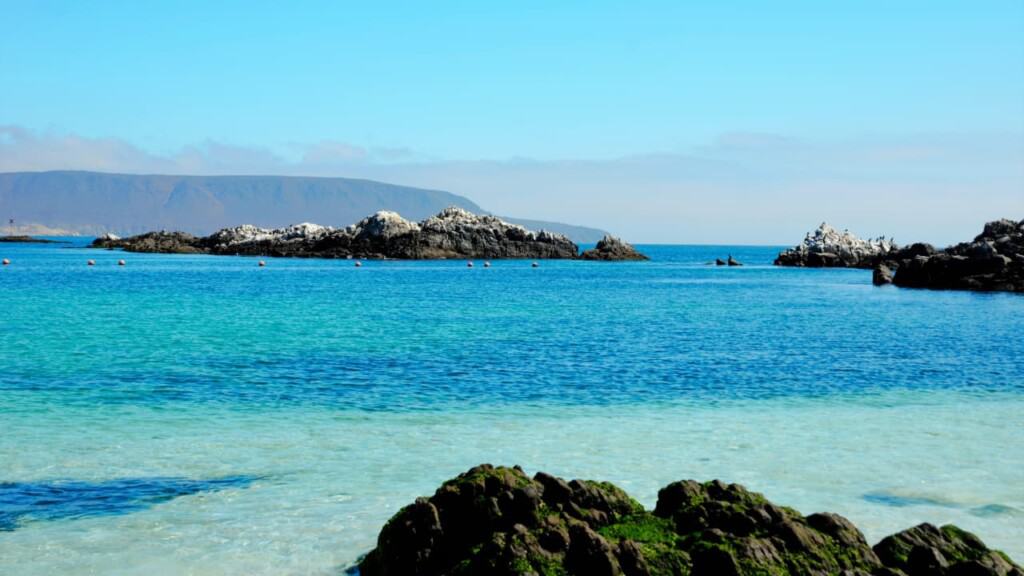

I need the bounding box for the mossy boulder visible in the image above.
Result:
[874,524,1022,576]
[358,465,1021,576]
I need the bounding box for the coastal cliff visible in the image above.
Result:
[358,464,1021,576]
[92,207,646,261]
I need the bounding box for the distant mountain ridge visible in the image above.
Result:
[0,171,607,242]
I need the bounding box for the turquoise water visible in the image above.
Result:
[1,240,1022,575]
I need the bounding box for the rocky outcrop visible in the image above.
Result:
[358,465,1020,576]
[93,231,203,253]
[874,524,1021,576]
[92,207,598,260]
[775,223,898,269]
[872,219,1024,292]
[580,235,649,261]
[0,235,63,244]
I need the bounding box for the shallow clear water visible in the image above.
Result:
[1,240,1022,575]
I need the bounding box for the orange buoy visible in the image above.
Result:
[118,259,126,266]
[531,261,539,268]
[484,261,491,268]
[467,261,474,268]
[355,260,362,267]
[258,260,266,267]
[2,258,9,266]
[87,259,95,266]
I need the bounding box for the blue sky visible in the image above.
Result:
[2,1,1022,242]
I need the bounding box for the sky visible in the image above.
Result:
[1,0,1022,244]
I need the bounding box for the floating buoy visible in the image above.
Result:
[467,261,474,268]
[118,259,126,266]
[354,260,362,267]
[531,261,539,268]
[87,259,95,266]
[484,261,491,268]
[2,258,9,266]
[258,260,266,267]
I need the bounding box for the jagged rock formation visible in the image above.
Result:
[580,235,649,261]
[358,464,1020,576]
[775,223,898,269]
[872,219,1024,292]
[92,207,604,260]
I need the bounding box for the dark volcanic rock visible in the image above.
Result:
[874,219,1024,293]
[775,223,898,269]
[727,255,742,266]
[92,231,202,253]
[91,207,582,260]
[580,235,649,261]
[357,465,1021,575]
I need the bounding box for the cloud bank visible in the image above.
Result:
[2,125,1021,245]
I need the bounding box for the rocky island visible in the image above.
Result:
[580,235,650,261]
[91,207,647,261]
[774,223,898,269]
[358,464,1021,576]
[0,235,63,244]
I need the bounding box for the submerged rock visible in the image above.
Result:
[358,465,1021,576]
[580,235,649,261]
[874,219,1024,293]
[775,223,898,269]
[91,207,582,260]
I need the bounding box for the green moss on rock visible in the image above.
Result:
[358,465,1022,576]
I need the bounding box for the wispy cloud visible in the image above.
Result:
[1,125,1021,244]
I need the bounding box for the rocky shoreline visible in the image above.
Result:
[358,464,1020,576]
[91,207,646,262]
[776,219,1023,293]
[872,219,1023,292]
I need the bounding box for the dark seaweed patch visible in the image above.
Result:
[0,475,257,531]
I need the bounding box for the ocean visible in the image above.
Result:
[1,239,1022,575]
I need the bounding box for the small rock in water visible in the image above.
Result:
[873,264,893,285]
[727,255,742,266]
[715,258,727,266]
[579,234,649,261]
